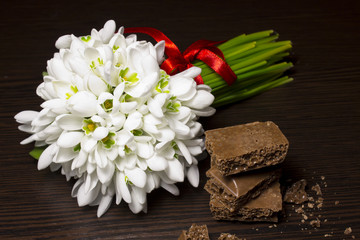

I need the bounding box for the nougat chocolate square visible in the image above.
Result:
[209,181,282,222]
[178,224,210,240]
[205,121,289,176]
[204,167,281,210]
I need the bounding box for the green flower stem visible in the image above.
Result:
[212,76,293,108]
[191,30,293,107]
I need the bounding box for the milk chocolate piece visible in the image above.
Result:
[205,121,289,176]
[284,179,308,204]
[178,224,210,240]
[209,182,282,222]
[218,233,243,240]
[204,167,281,209]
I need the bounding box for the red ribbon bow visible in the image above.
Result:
[124,27,236,85]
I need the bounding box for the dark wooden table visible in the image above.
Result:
[1,0,359,239]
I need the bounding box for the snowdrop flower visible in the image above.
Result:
[15,20,215,217]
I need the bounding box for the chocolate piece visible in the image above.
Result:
[178,224,210,240]
[204,167,281,209]
[284,179,308,204]
[218,233,243,240]
[209,182,282,222]
[205,121,289,176]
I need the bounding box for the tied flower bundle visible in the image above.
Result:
[15,20,293,217]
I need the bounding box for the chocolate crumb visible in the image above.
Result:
[284,179,308,204]
[344,227,352,235]
[308,196,314,202]
[310,218,321,228]
[311,184,322,195]
[302,214,308,220]
[308,202,314,208]
[335,201,340,205]
[324,219,328,223]
[321,176,325,180]
[324,234,333,237]
[295,207,304,214]
[301,219,305,223]
[352,235,355,239]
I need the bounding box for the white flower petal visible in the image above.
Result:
[183,89,215,109]
[141,54,159,76]
[119,101,138,114]
[175,140,192,164]
[113,82,125,98]
[187,165,199,187]
[125,167,146,188]
[77,182,101,207]
[71,178,84,198]
[168,118,190,136]
[97,161,115,184]
[92,127,109,140]
[160,182,179,196]
[72,150,88,170]
[106,147,118,161]
[173,66,201,79]
[98,92,114,104]
[14,110,39,124]
[146,153,167,171]
[47,58,73,82]
[111,113,126,129]
[188,145,203,156]
[191,107,216,117]
[57,114,83,130]
[37,143,58,170]
[154,127,175,142]
[84,172,98,194]
[101,20,116,43]
[95,146,108,168]
[87,74,108,97]
[169,76,196,101]
[57,131,84,148]
[68,91,98,117]
[128,190,145,214]
[154,40,165,64]
[55,34,72,49]
[136,142,154,159]
[116,129,133,146]
[97,194,113,218]
[125,71,159,98]
[132,186,146,205]
[18,125,32,133]
[116,171,131,203]
[124,154,137,169]
[81,136,97,153]
[54,147,77,163]
[165,159,184,182]
[124,111,142,131]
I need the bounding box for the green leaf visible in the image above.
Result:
[29,146,47,160]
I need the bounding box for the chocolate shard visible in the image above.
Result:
[204,167,281,210]
[284,179,308,204]
[178,224,210,240]
[209,181,282,222]
[205,121,289,176]
[218,233,244,240]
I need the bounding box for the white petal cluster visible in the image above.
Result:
[15,20,215,217]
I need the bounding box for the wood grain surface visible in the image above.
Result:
[1,0,359,239]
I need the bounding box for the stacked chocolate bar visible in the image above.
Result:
[204,121,289,222]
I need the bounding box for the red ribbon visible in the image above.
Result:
[124,27,236,85]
